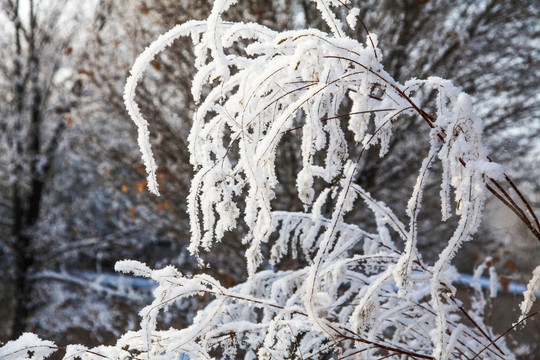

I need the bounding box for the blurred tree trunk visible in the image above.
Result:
[3,0,67,339]
[9,0,43,339]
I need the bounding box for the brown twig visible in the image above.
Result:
[470,312,538,360]
[281,108,395,134]
[336,0,379,60]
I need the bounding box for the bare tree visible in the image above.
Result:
[0,0,77,339]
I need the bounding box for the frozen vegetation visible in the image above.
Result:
[1,0,539,359]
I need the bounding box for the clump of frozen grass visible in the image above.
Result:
[3,0,539,359]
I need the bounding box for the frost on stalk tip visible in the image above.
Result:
[518,265,540,324]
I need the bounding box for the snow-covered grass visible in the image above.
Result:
[2,0,539,359]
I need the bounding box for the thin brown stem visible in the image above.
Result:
[281,108,395,134]
[471,312,538,360]
[336,0,378,60]
[505,174,540,230]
